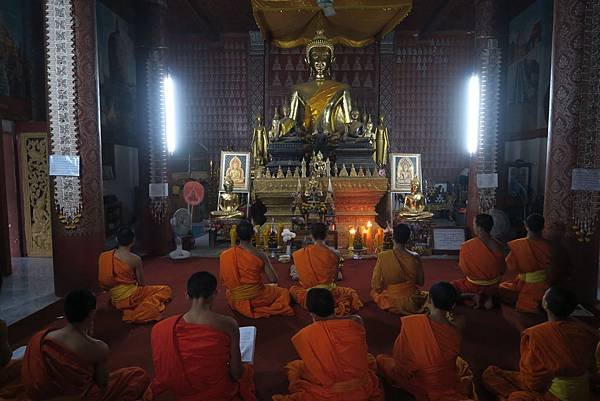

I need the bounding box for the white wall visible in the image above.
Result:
[504,137,547,202]
[103,145,139,224]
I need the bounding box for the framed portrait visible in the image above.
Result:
[220,151,251,192]
[390,153,422,193]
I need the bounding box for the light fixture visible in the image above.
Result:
[467,74,480,154]
[164,74,176,154]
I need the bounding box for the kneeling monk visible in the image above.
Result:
[291,222,362,316]
[22,290,150,400]
[483,286,599,401]
[220,220,294,318]
[98,227,172,323]
[377,282,475,401]
[452,214,506,309]
[499,213,551,313]
[0,319,27,400]
[273,288,383,401]
[371,224,427,315]
[148,271,256,401]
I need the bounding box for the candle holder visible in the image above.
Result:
[352,233,365,259]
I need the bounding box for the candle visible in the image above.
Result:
[349,228,356,250]
[362,228,368,247]
[230,225,237,247]
[366,221,373,252]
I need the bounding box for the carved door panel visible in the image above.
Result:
[19,132,53,257]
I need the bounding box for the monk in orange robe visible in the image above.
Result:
[451,214,506,309]
[220,220,294,318]
[147,271,256,401]
[483,286,599,401]
[499,214,551,313]
[22,290,150,400]
[98,227,172,323]
[371,223,427,315]
[377,282,475,401]
[290,222,362,316]
[0,319,28,401]
[273,288,384,401]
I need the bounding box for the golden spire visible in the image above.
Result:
[305,29,334,58]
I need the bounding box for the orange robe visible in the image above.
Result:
[377,315,474,401]
[220,246,294,318]
[22,329,150,401]
[148,314,256,401]
[370,250,427,315]
[290,245,362,316]
[483,321,599,401]
[273,319,384,401]
[499,238,551,313]
[98,250,172,323]
[451,237,505,295]
[0,359,28,401]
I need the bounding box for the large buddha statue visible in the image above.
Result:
[284,30,352,143]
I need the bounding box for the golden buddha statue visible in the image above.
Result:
[268,106,281,142]
[277,104,299,140]
[285,30,352,143]
[251,115,269,166]
[224,156,245,188]
[398,177,433,220]
[375,115,390,168]
[210,177,243,219]
[343,109,370,143]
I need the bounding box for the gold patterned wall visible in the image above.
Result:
[20,132,52,257]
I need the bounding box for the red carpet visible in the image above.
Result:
[13,257,548,401]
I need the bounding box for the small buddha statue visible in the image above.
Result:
[374,115,389,167]
[268,107,281,142]
[276,104,299,140]
[342,109,368,143]
[251,115,269,166]
[210,177,243,219]
[398,177,433,220]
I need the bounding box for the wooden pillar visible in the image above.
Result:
[544,0,600,301]
[0,126,12,277]
[135,0,172,256]
[44,0,105,295]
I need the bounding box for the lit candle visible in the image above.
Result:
[366,221,373,251]
[362,228,368,248]
[349,228,356,250]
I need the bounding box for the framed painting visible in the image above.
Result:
[220,151,251,192]
[390,153,422,193]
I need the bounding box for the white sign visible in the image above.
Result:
[149,183,169,198]
[477,173,498,189]
[433,228,465,251]
[49,155,80,176]
[571,168,600,191]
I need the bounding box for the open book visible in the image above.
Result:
[239,326,257,363]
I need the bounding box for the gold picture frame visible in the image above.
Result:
[220,151,251,192]
[390,153,422,193]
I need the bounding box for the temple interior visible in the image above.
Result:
[1,1,599,401]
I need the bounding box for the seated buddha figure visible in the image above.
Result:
[285,30,353,143]
[342,109,370,143]
[211,177,243,220]
[277,104,300,141]
[398,177,433,220]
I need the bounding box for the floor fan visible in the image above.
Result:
[169,208,192,260]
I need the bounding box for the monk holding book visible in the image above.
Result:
[98,227,172,323]
[148,271,256,401]
[291,222,362,316]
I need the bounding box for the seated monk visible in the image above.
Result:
[483,286,600,401]
[499,214,552,313]
[22,290,150,400]
[451,213,507,309]
[371,224,427,315]
[220,220,294,318]
[0,319,27,400]
[147,271,256,401]
[98,227,172,323]
[377,282,475,401]
[290,222,362,316]
[273,288,384,401]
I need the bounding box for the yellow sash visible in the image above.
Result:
[304,81,344,130]
[548,374,589,401]
[109,283,138,303]
[310,282,337,291]
[466,276,501,286]
[386,282,418,298]
[517,269,547,284]
[230,283,265,302]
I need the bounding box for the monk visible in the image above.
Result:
[0,319,27,400]
[371,223,427,315]
[148,271,256,401]
[451,213,506,309]
[98,226,172,323]
[377,282,475,401]
[273,288,384,401]
[483,286,600,401]
[220,220,294,318]
[22,289,150,400]
[499,214,552,313]
[290,222,362,316]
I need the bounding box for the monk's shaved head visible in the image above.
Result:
[237,220,254,241]
[475,214,494,233]
[526,213,544,233]
[393,224,411,244]
[306,288,335,317]
[117,226,135,246]
[311,222,328,241]
[64,289,97,323]
[187,271,217,300]
[429,282,458,311]
[543,287,577,318]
